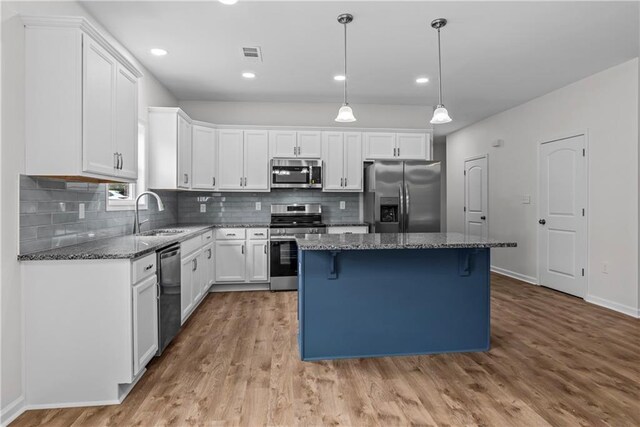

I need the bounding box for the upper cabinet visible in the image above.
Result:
[148,108,194,190]
[322,132,363,192]
[24,16,142,182]
[270,131,322,159]
[364,132,432,161]
[191,123,217,190]
[218,130,270,191]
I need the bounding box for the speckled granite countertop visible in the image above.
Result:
[295,232,517,251]
[325,223,369,227]
[18,223,270,261]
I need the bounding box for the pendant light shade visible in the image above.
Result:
[430,18,452,125]
[335,13,356,123]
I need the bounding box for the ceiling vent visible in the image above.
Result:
[242,46,263,61]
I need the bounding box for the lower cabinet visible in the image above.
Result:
[247,240,269,282]
[180,249,198,323]
[214,228,270,285]
[132,274,159,376]
[180,231,213,325]
[203,242,214,288]
[215,240,246,282]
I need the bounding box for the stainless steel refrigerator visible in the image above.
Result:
[364,161,441,233]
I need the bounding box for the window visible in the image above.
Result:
[106,122,147,211]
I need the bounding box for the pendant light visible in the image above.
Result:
[430,18,452,124]
[335,13,356,122]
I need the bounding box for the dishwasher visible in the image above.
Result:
[156,244,181,356]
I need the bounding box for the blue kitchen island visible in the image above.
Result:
[295,232,516,361]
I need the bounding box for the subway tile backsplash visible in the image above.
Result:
[19,177,361,254]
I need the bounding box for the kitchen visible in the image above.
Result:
[2,1,640,426]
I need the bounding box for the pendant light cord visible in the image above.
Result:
[343,22,348,105]
[437,27,443,106]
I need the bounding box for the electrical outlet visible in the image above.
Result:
[340,201,346,210]
[78,203,85,219]
[522,195,531,204]
[200,204,206,213]
[255,202,261,210]
[602,262,609,274]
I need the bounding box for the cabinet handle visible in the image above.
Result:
[114,153,118,169]
[264,245,267,254]
[397,147,400,157]
[206,235,211,239]
[344,177,347,187]
[212,177,216,187]
[207,249,212,259]
[255,233,264,236]
[241,244,244,254]
[294,146,297,156]
[119,153,123,170]
[156,282,160,300]
[184,174,189,184]
[393,148,397,157]
[340,178,344,187]
[226,233,236,236]
[144,264,154,271]
[240,177,243,187]
[192,258,197,271]
[244,177,247,187]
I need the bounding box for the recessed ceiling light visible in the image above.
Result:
[150,48,168,56]
[334,75,346,81]
[219,0,238,5]
[416,77,429,84]
[242,72,256,79]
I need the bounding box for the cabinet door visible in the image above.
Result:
[322,132,345,191]
[396,133,427,160]
[215,241,246,282]
[132,274,158,375]
[177,116,192,189]
[297,131,322,158]
[115,65,138,180]
[203,243,214,289]
[180,253,195,324]
[243,130,269,191]
[192,251,204,304]
[192,125,217,189]
[82,36,117,177]
[247,241,269,282]
[217,130,244,190]
[364,132,396,160]
[343,132,363,191]
[270,131,297,158]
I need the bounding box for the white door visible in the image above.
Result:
[270,131,297,158]
[322,132,345,191]
[114,65,138,179]
[297,131,322,158]
[247,241,269,282]
[243,130,269,190]
[215,241,246,282]
[203,243,214,288]
[82,36,117,177]
[396,133,427,160]
[192,125,216,189]
[132,274,158,375]
[217,130,244,190]
[464,155,488,238]
[343,132,363,191]
[364,132,396,160]
[538,135,586,297]
[180,252,195,323]
[177,116,192,189]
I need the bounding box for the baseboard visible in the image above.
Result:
[209,283,270,292]
[24,399,120,411]
[1,395,25,427]
[491,266,538,285]
[585,295,640,318]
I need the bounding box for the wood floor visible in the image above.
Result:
[12,273,640,426]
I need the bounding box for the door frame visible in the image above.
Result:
[537,130,589,295]
[464,154,489,237]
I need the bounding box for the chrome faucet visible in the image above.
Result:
[134,191,165,234]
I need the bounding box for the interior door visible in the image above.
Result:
[192,125,216,189]
[244,130,269,190]
[343,132,363,191]
[538,135,586,297]
[464,156,489,238]
[217,130,244,190]
[114,65,138,179]
[177,116,192,189]
[322,132,345,191]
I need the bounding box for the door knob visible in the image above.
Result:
[480,216,486,220]
[539,219,546,225]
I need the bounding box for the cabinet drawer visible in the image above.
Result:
[132,253,156,283]
[201,230,214,244]
[248,228,269,240]
[181,235,203,256]
[326,226,369,234]
[215,228,246,240]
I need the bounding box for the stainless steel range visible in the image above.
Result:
[270,203,326,291]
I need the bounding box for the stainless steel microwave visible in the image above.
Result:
[271,159,322,189]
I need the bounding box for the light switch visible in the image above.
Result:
[79,203,85,219]
[200,204,206,213]
[340,201,346,210]
[255,202,261,211]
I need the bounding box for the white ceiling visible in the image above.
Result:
[81,1,639,134]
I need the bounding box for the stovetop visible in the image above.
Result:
[269,203,325,234]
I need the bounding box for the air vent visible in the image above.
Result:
[242,46,262,61]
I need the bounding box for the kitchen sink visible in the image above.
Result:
[137,229,186,237]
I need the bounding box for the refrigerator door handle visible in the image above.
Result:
[398,184,405,233]
[405,183,410,229]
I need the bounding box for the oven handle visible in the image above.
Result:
[270,236,297,242]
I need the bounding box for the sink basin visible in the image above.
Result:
[137,229,186,237]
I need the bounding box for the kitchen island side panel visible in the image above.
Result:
[298,248,491,360]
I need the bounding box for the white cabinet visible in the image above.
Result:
[180,250,197,323]
[270,130,322,158]
[192,123,217,190]
[180,232,215,324]
[24,17,141,182]
[218,130,269,191]
[132,274,158,376]
[247,240,269,282]
[327,226,369,234]
[203,242,215,289]
[148,108,194,190]
[322,132,363,192]
[215,241,246,282]
[177,115,192,189]
[191,251,204,304]
[364,132,431,160]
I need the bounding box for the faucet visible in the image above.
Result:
[134,191,165,234]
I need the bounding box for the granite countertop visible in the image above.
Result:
[325,223,370,227]
[18,223,270,261]
[295,232,517,251]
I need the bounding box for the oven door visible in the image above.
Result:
[269,238,299,291]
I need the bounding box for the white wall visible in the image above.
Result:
[180,100,432,129]
[447,58,639,317]
[0,2,177,424]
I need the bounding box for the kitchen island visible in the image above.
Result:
[295,232,516,361]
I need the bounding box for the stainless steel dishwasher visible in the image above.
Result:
[156,244,181,356]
